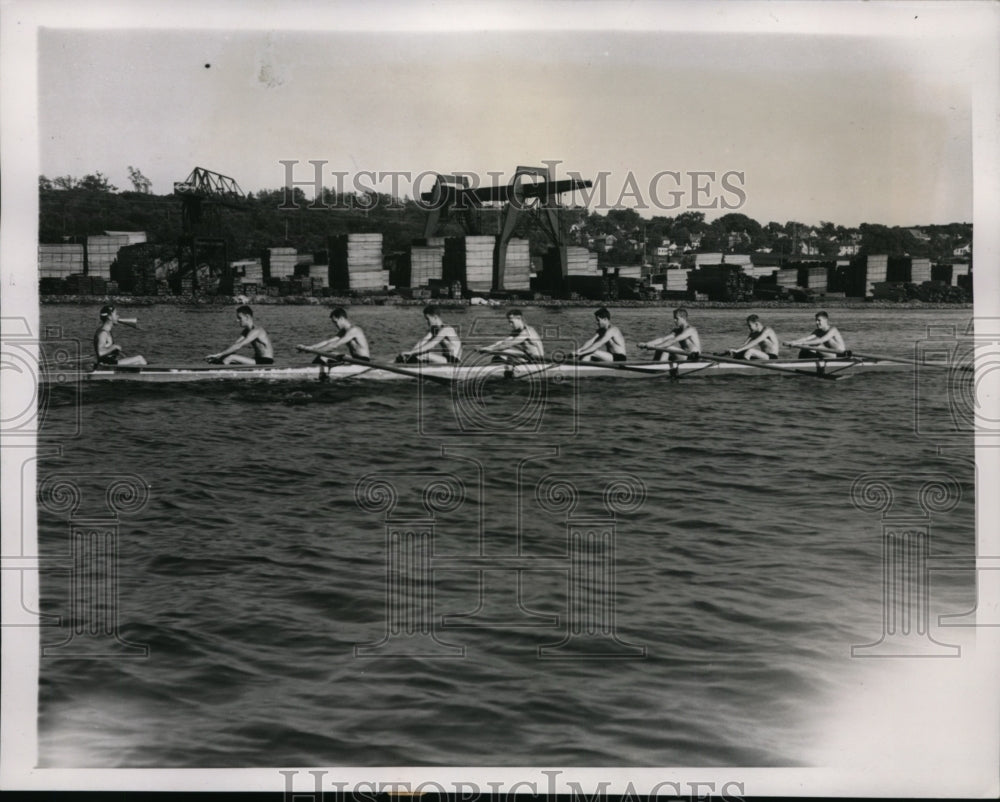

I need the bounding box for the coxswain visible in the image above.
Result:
[728,314,780,360]
[93,305,146,367]
[639,308,701,362]
[479,309,544,363]
[397,305,462,364]
[206,305,275,365]
[297,307,370,364]
[571,307,628,362]
[788,311,849,359]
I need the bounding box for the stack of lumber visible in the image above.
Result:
[39,244,85,278]
[329,234,388,291]
[87,234,131,279]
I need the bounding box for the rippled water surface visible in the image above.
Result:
[35,305,976,767]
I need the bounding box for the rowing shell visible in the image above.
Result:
[41,357,906,384]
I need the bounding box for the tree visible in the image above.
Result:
[818,239,841,258]
[715,212,762,236]
[51,175,78,190]
[78,172,117,192]
[673,211,706,232]
[606,208,641,232]
[127,166,152,194]
[39,175,53,191]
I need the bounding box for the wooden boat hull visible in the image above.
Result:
[41,358,906,384]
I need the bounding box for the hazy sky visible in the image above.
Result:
[38,21,974,227]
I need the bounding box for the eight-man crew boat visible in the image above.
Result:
[46,304,923,384]
[44,354,907,384]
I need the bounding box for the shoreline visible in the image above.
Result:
[39,295,974,311]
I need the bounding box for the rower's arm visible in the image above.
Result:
[215,328,260,358]
[401,331,431,356]
[732,332,765,353]
[813,328,842,347]
[410,327,451,356]
[577,329,614,356]
[641,333,677,350]
[483,331,527,352]
[299,330,353,352]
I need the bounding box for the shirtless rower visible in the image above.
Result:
[728,314,780,360]
[296,307,370,364]
[571,307,628,362]
[397,305,462,364]
[94,305,147,366]
[206,305,275,365]
[479,309,544,363]
[788,311,849,359]
[639,308,701,362]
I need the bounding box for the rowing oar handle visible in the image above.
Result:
[296,346,453,385]
[298,346,341,360]
[639,344,690,357]
[782,341,837,353]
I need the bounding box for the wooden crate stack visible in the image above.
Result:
[797,266,828,291]
[86,234,130,279]
[911,258,932,284]
[410,245,444,287]
[65,274,92,295]
[503,237,531,290]
[265,247,297,281]
[863,254,888,296]
[566,246,600,276]
[776,268,799,289]
[688,265,754,301]
[694,252,724,267]
[39,244,85,278]
[665,267,690,292]
[454,235,496,292]
[328,233,387,291]
[610,265,643,280]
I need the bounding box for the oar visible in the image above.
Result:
[475,349,556,379]
[565,356,671,375]
[297,347,455,386]
[781,342,868,360]
[780,341,968,370]
[41,353,94,365]
[706,351,844,380]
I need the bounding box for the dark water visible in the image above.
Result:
[35,305,976,767]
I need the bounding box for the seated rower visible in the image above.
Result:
[728,314,780,360]
[206,305,275,365]
[479,309,544,363]
[570,307,627,362]
[296,307,370,364]
[397,305,462,364]
[639,308,701,362]
[788,311,849,359]
[94,305,147,366]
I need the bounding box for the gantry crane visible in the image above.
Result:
[421,165,592,289]
[173,167,249,293]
